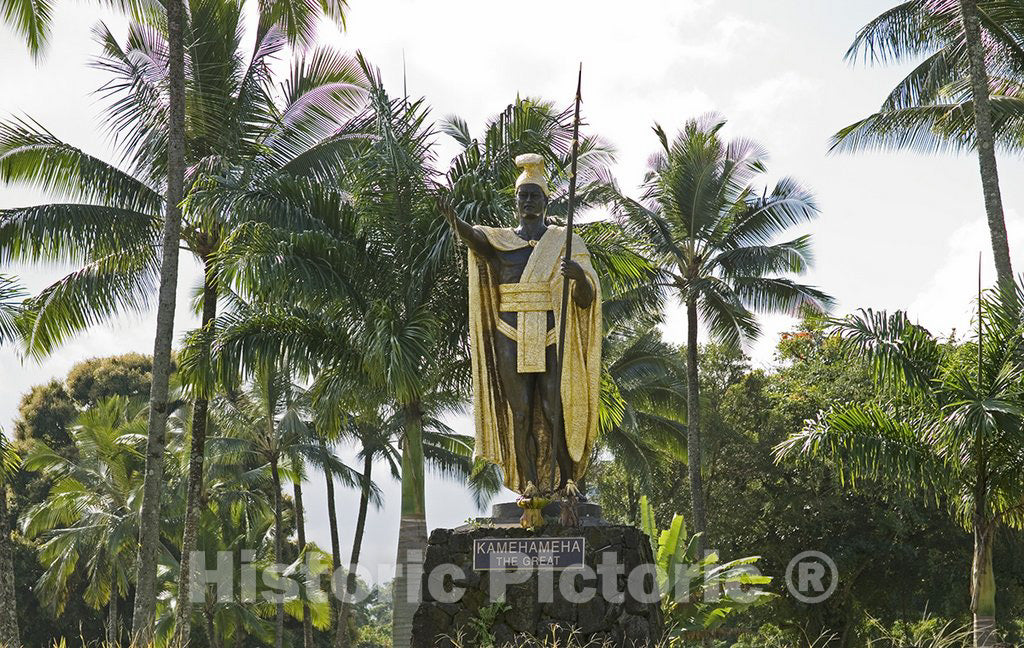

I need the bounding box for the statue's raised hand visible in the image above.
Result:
[435,191,457,228]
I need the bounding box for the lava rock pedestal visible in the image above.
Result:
[411,524,664,648]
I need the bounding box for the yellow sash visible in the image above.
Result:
[497,282,558,373]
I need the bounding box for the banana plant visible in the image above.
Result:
[639,495,773,638]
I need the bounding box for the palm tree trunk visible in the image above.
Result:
[971,522,997,647]
[686,297,708,555]
[293,478,314,648]
[203,600,222,648]
[958,0,1014,286]
[270,456,285,648]
[324,460,344,648]
[132,0,186,642]
[108,589,119,646]
[0,491,19,648]
[173,261,218,647]
[337,451,373,648]
[393,403,426,648]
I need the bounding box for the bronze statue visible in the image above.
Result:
[445,154,602,495]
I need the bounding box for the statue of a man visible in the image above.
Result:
[445,154,602,494]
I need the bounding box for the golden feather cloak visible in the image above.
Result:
[468,226,602,493]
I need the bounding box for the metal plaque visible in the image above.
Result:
[472,537,586,571]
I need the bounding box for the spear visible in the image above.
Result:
[552,64,583,494]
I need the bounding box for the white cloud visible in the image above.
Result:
[907,211,1024,338]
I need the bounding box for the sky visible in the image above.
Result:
[2,0,1023,582]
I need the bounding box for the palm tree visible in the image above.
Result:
[210,365,359,648]
[0,6,365,641]
[191,60,450,648]
[599,320,688,489]
[832,0,1022,286]
[156,414,332,648]
[19,396,148,645]
[775,282,1024,648]
[617,115,832,550]
[0,273,21,646]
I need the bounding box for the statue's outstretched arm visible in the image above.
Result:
[441,198,494,257]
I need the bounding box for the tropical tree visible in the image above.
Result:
[207,365,357,648]
[195,60,452,648]
[616,114,832,551]
[774,282,1024,647]
[19,396,147,645]
[0,274,23,345]
[0,2,365,640]
[135,0,186,635]
[832,0,1023,286]
[0,275,21,646]
[154,398,332,648]
[320,387,504,648]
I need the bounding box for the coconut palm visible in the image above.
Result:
[616,114,832,551]
[0,3,366,640]
[0,273,21,646]
[775,281,1024,647]
[206,364,359,648]
[19,396,148,645]
[194,60,451,648]
[832,0,1023,286]
[154,403,332,648]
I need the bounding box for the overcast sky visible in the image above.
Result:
[3,0,1023,581]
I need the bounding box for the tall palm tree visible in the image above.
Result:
[156,416,330,648]
[0,274,21,647]
[135,0,186,638]
[775,282,1024,648]
[0,6,365,642]
[210,365,359,648]
[20,396,147,645]
[832,0,1022,286]
[617,115,832,550]
[189,60,450,648]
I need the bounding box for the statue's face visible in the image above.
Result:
[516,183,548,219]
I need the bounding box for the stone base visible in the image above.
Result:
[412,524,664,648]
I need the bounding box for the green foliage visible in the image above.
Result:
[639,495,772,637]
[619,114,832,349]
[833,1,1024,155]
[464,599,511,648]
[0,274,23,344]
[20,396,145,615]
[65,353,152,405]
[0,0,367,359]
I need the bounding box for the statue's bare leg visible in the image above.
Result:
[495,334,539,486]
[539,343,573,491]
